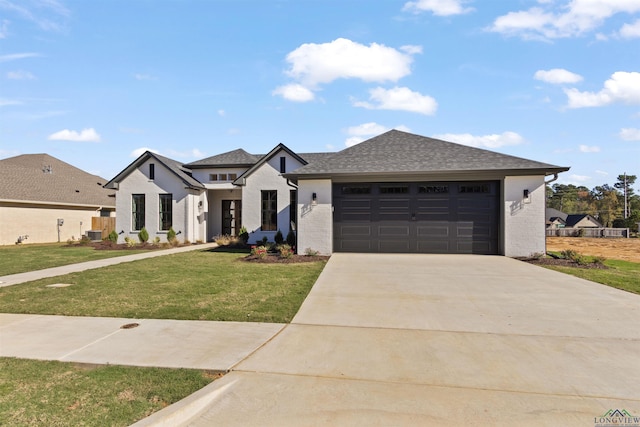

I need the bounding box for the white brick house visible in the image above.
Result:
[105,130,569,257]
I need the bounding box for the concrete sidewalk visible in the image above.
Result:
[0,242,218,287]
[0,313,284,371]
[138,254,640,427]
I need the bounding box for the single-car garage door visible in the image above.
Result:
[333,181,500,254]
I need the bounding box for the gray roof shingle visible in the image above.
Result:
[185,149,260,167]
[286,130,569,178]
[0,154,115,207]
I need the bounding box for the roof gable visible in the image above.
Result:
[233,143,307,185]
[0,153,115,207]
[286,130,570,178]
[104,151,204,190]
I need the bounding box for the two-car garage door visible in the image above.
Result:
[333,181,500,254]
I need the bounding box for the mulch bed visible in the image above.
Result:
[519,257,608,269]
[241,254,330,263]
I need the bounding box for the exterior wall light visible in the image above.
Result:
[523,189,531,204]
[311,192,317,206]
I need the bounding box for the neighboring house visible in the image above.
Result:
[0,154,116,245]
[106,130,569,257]
[545,208,603,229]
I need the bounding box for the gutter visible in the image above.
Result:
[0,199,115,209]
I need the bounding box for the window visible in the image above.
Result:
[289,190,297,230]
[379,185,409,194]
[342,185,371,195]
[149,163,155,180]
[261,190,277,231]
[279,157,286,173]
[219,173,227,181]
[159,194,172,231]
[210,173,236,181]
[228,173,237,180]
[209,174,218,181]
[419,185,449,194]
[132,194,145,231]
[459,184,490,193]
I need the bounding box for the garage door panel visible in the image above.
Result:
[333,182,499,254]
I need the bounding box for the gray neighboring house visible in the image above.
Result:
[106,130,569,257]
[0,154,116,245]
[546,208,603,229]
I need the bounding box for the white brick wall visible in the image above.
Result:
[503,176,546,257]
[296,179,333,255]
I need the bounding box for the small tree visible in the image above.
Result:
[108,230,118,244]
[167,227,176,243]
[138,227,149,243]
[286,230,296,247]
[274,229,284,245]
[238,226,249,244]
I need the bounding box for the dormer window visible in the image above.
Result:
[209,173,238,182]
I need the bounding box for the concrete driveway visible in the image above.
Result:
[137,254,640,427]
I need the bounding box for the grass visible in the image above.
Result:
[0,249,327,323]
[0,243,147,276]
[0,357,216,427]
[541,256,640,295]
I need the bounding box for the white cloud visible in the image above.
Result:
[342,122,411,147]
[403,0,474,16]
[166,148,206,159]
[0,98,22,107]
[579,144,600,152]
[6,70,35,80]
[0,52,41,62]
[0,19,9,38]
[130,147,159,157]
[596,170,609,176]
[217,109,226,117]
[569,174,590,183]
[619,127,640,140]
[534,68,583,84]
[565,71,640,108]
[272,83,315,102]
[279,38,418,92]
[488,0,640,40]
[432,131,525,148]
[48,128,101,142]
[619,19,640,37]
[0,0,70,32]
[352,86,437,115]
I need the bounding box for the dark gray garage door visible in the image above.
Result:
[333,181,499,254]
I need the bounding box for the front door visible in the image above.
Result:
[222,200,242,236]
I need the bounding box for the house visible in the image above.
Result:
[545,208,603,229]
[0,154,116,245]
[105,130,569,257]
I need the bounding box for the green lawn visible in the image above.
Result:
[0,249,327,323]
[0,358,216,427]
[541,259,640,295]
[0,243,147,276]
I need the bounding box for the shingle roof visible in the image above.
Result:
[185,149,261,167]
[286,130,569,178]
[104,151,204,190]
[0,154,115,207]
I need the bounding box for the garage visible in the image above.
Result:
[333,181,500,254]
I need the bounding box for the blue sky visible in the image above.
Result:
[1,0,639,189]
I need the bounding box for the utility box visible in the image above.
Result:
[86,230,102,241]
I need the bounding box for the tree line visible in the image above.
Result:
[546,174,639,230]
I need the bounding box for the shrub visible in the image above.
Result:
[79,235,91,246]
[138,227,149,243]
[238,226,249,244]
[286,230,296,247]
[255,236,269,246]
[124,236,136,247]
[274,230,284,245]
[279,244,293,259]
[108,230,118,244]
[153,236,161,245]
[591,255,606,265]
[251,245,268,259]
[167,227,176,243]
[304,248,319,256]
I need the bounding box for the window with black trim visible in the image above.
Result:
[341,185,371,195]
[149,163,155,180]
[419,185,449,194]
[280,157,286,173]
[459,184,490,193]
[261,190,277,231]
[132,194,145,231]
[380,185,409,194]
[159,194,172,231]
[289,190,297,229]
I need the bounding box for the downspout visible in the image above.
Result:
[544,173,559,255]
[545,173,559,184]
[286,179,297,189]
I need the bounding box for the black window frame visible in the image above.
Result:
[149,163,155,180]
[159,194,172,231]
[279,157,286,173]
[261,190,277,231]
[132,194,145,231]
